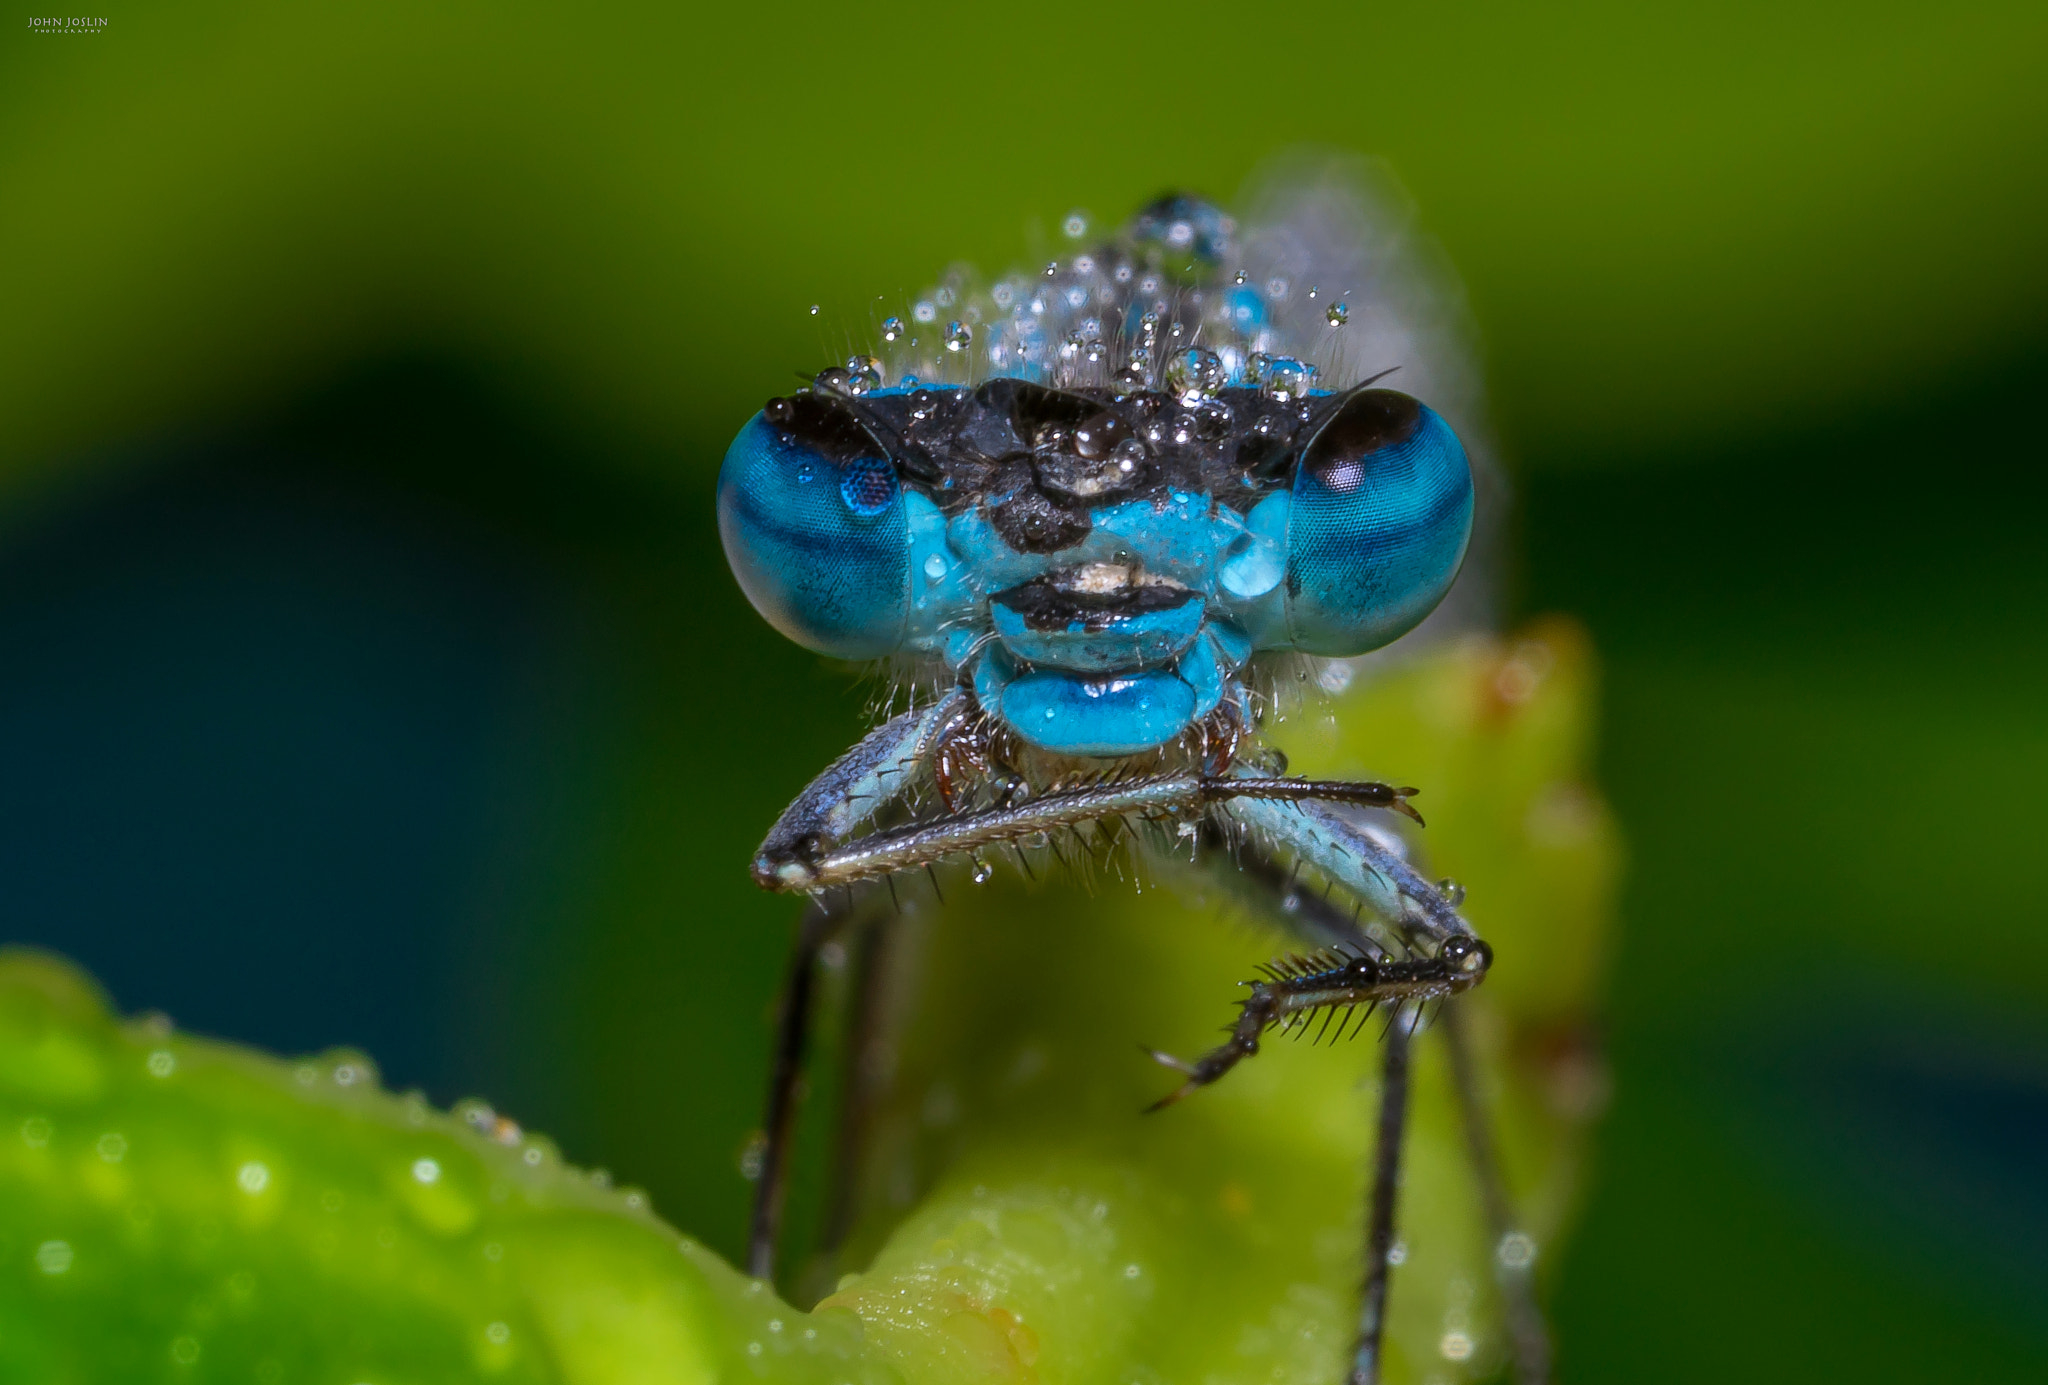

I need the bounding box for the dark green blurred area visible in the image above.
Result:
[3,3,2044,1380]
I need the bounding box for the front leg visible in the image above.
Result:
[747,693,960,1284]
[1224,795,1475,951]
[1171,798,1501,1385]
[752,692,964,890]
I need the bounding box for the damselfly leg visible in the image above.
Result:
[743,709,1540,1385]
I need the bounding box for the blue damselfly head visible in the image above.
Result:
[715,187,1477,758]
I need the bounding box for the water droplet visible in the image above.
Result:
[971,860,994,883]
[482,1241,504,1262]
[1439,1331,1473,1362]
[912,300,937,324]
[1112,437,1146,473]
[485,1322,511,1346]
[1062,212,1088,239]
[1044,261,1060,277]
[146,1050,175,1078]
[808,304,820,317]
[1387,1238,1407,1265]
[1436,878,1466,906]
[1114,366,1147,392]
[1259,356,1317,402]
[412,1158,441,1184]
[923,553,947,581]
[238,1162,270,1194]
[944,321,972,352]
[1164,346,1224,402]
[1233,270,1247,285]
[795,462,815,483]
[1307,285,1319,299]
[1497,1231,1536,1269]
[1123,1262,1142,1279]
[747,1341,764,1357]
[737,1132,767,1181]
[35,1240,72,1274]
[843,355,882,394]
[1325,302,1349,328]
[880,315,905,342]
[170,1335,201,1365]
[332,1062,361,1086]
[96,1132,126,1162]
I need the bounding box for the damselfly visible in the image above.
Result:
[718,156,1557,1385]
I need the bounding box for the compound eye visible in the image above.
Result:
[716,395,909,659]
[1283,390,1474,656]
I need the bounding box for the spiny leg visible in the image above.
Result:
[747,895,849,1283]
[813,903,905,1274]
[1185,811,1507,1382]
[761,767,1422,893]
[746,699,954,1284]
[1442,1000,1551,1385]
[1222,795,1473,953]
[1143,941,1487,1108]
[1353,1016,1413,1385]
[753,694,960,890]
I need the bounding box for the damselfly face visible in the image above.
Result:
[717,197,1475,760]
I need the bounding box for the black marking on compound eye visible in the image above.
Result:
[768,391,891,468]
[1301,389,1422,488]
[988,571,1199,632]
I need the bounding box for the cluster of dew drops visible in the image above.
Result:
[803,203,1358,417]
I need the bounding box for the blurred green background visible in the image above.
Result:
[3,3,2044,1380]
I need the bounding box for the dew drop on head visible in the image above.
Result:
[1325,302,1349,328]
[1164,347,1224,402]
[844,356,883,394]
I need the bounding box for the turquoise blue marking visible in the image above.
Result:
[993,668,1197,757]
